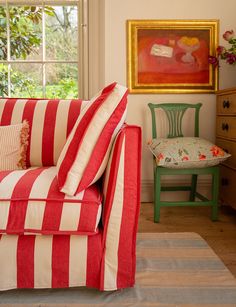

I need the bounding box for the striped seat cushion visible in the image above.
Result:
[0,98,86,167]
[0,167,102,235]
[57,82,128,196]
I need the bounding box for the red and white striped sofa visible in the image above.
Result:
[0,83,141,291]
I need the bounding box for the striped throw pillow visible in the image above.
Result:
[0,120,29,170]
[57,82,128,196]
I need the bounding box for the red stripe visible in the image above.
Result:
[52,235,70,288]
[117,126,141,288]
[100,131,125,288]
[86,233,102,289]
[42,100,59,166]
[6,168,45,233]
[0,170,13,182]
[77,185,101,232]
[77,93,128,192]
[42,177,65,231]
[0,98,17,125]
[17,235,35,288]
[22,100,37,167]
[67,99,82,137]
[57,82,117,191]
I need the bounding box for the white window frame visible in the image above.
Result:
[0,0,89,99]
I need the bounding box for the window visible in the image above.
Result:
[0,1,87,99]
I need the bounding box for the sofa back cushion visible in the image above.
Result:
[0,98,85,167]
[57,82,128,196]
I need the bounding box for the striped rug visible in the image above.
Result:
[1,232,236,307]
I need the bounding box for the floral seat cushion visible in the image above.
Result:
[148,137,231,169]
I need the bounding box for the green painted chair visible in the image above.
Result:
[148,103,219,223]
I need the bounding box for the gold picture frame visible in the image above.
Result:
[127,19,219,94]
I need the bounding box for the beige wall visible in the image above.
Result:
[101,0,236,199]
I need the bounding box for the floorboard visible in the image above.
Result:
[138,203,236,278]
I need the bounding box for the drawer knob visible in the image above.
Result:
[221,178,229,186]
[223,100,230,108]
[221,123,229,131]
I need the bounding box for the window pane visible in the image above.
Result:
[46,63,78,98]
[46,6,78,61]
[11,63,43,98]
[0,64,8,97]
[0,6,7,60]
[9,6,42,60]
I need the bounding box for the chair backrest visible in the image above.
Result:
[148,103,202,139]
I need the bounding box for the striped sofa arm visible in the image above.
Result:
[100,124,142,290]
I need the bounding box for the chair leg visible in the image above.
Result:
[211,167,219,221]
[154,168,161,223]
[190,174,198,201]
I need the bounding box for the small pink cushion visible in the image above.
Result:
[0,120,29,171]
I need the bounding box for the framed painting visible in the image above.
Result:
[127,20,219,94]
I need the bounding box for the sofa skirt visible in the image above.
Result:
[0,233,102,291]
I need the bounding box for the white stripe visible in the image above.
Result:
[0,235,18,290]
[34,235,53,288]
[69,235,87,286]
[0,169,31,230]
[53,100,71,164]
[59,190,84,231]
[102,141,115,203]
[91,111,126,186]
[30,100,48,166]
[95,204,102,231]
[0,99,7,123]
[61,85,127,195]
[80,100,89,111]
[104,135,125,290]
[24,167,57,231]
[10,99,28,124]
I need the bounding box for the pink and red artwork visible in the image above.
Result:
[127,20,218,93]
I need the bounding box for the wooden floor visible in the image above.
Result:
[138,203,236,278]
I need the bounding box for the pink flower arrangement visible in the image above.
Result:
[209,30,236,66]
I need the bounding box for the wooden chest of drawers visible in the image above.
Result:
[216,87,236,210]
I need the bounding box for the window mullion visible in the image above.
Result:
[2,1,83,99]
[42,3,46,97]
[79,0,88,99]
[6,2,10,61]
[6,2,11,97]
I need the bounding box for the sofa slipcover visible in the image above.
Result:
[0,84,141,291]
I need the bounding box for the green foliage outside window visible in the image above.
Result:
[0,5,78,99]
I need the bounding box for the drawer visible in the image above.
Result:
[217,94,236,115]
[216,138,236,169]
[219,165,236,209]
[216,116,236,140]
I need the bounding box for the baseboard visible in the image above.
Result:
[141,177,212,203]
